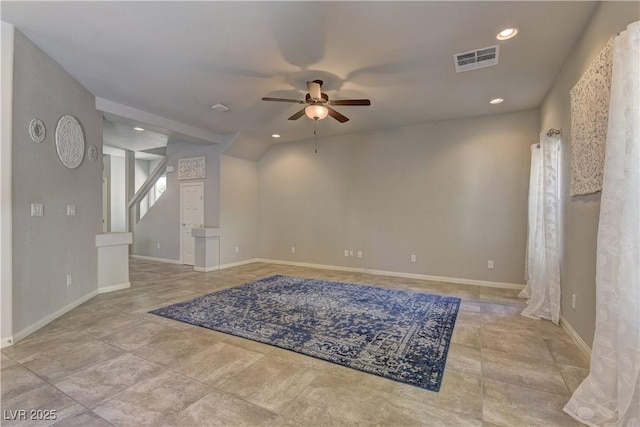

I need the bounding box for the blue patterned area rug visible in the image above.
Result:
[150,275,460,391]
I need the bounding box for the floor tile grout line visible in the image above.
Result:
[4,260,586,427]
[545,338,577,396]
[84,362,215,417]
[4,354,100,426]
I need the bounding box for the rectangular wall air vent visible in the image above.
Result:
[454,45,500,73]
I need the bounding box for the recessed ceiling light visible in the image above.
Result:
[496,28,518,40]
[271,134,281,138]
[490,98,504,104]
[134,127,144,131]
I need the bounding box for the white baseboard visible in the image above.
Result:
[9,289,99,346]
[560,316,592,358]
[1,336,14,348]
[254,258,524,290]
[133,255,256,271]
[131,255,523,290]
[218,258,261,270]
[194,266,218,272]
[98,282,131,294]
[366,267,523,289]
[131,254,182,264]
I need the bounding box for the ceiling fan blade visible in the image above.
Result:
[288,108,306,120]
[307,81,322,100]
[329,99,371,106]
[262,97,304,104]
[326,106,349,123]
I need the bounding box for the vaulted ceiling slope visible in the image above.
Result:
[2,1,598,160]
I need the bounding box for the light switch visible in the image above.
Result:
[31,203,44,217]
[67,205,76,216]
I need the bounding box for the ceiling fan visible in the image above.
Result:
[262,80,371,123]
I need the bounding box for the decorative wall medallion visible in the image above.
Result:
[87,144,98,162]
[569,37,613,196]
[178,156,206,180]
[55,115,85,169]
[29,119,46,143]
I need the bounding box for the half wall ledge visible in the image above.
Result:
[192,228,220,272]
[96,232,132,293]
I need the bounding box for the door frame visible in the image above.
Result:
[179,181,204,265]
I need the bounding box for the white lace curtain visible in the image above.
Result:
[519,133,561,324]
[564,21,640,426]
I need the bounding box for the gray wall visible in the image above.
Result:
[12,30,102,332]
[102,154,111,232]
[135,158,150,218]
[109,154,126,232]
[133,140,224,260]
[258,109,539,284]
[220,155,259,265]
[540,2,640,347]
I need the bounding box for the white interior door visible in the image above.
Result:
[180,182,204,265]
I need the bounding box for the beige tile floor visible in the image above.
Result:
[1,260,590,426]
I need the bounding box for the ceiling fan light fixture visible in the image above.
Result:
[305,105,329,120]
[262,79,368,123]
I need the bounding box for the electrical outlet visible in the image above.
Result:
[344,250,349,257]
[357,251,363,258]
[66,274,72,287]
[291,246,296,254]
[234,246,239,253]
[66,205,76,216]
[488,260,494,269]
[349,250,354,257]
[411,254,417,263]
[572,294,576,310]
[156,243,161,249]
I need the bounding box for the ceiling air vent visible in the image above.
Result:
[454,45,500,73]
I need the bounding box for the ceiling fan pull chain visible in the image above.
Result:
[314,120,318,154]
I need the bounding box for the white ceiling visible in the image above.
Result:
[2,1,598,160]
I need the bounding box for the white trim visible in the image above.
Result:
[255,258,369,275]
[95,232,132,247]
[1,336,13,348]
[98,282,131,294]
[130,255,525,290]
[0,22,14,351]
[218,258,260,270]
[194,266,218,272]
[560,316,592,358]
[131,254,181,264]
[254,258,525,290]
[366,267,523,289]
[8,290,99,346]
[133,254,244,269]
